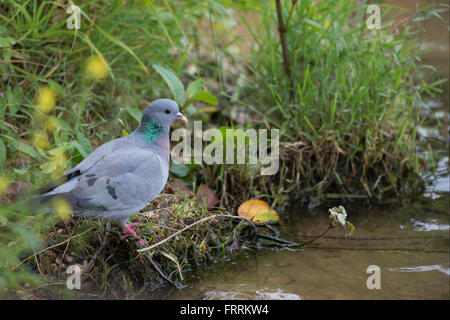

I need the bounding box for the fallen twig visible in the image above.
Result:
[140,248,177,287]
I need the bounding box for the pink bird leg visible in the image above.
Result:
[120,222,146,245]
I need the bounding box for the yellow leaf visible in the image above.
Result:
[237,199,270,220]
[237,200,279,223]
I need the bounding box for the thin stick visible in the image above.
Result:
[137,214,256,253]
[297,224,333,247]
[255,233,299,246]
[141,250,176,287]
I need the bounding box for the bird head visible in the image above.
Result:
[141,99,187,127]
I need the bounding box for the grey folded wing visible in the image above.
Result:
[45,147,168,221]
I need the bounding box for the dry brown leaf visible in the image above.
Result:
[196,184,219,209]
[166,179,193,197]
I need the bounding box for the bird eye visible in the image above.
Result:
[165,109,171,114]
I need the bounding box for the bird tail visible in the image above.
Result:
[7,173,78,214]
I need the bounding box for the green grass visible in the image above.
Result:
[200,0,448,203]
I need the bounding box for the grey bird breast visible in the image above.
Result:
[44,137,169,222]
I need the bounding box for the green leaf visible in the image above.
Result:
[0,36,16,48]
[346,222,355,236]
[52,117,72,132]
[186,78,204,99]
[16,142,40,160]
[47,80,66,97]
[69,142,85,165]
[13,168,28,175]
[40,161,57,174]
[127,107,143,123]
[0,138,5,167]
[76,131,92,156]
[0,214,8,227]
[304,19,325,33]
[152,64,185,107]
[192,90,219,105]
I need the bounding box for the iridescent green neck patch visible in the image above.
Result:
[141,120,164,144]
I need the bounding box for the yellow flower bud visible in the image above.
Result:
[36,85,56,114]
[85,56,109,80]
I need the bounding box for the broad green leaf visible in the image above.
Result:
[72,141,88,159]
[76,131,93,156]
[186,78,204,99]
[192,90,219,105]
[153,64,185,107]
[127,107,143,122]
[16,142,40,160]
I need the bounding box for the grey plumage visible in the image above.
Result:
[39,99,186,231]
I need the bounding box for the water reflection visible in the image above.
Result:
[388,265,450,276]
[170,197,450,300]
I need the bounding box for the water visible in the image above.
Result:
[166,1,449,300]
[169,196,449,300]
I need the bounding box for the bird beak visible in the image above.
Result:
[176,112,187,122]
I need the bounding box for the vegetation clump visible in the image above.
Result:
[5,194,257,298]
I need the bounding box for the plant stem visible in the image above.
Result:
[275,0,294,99]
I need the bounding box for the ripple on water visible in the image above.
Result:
[203,288,301,300]
[388,265,450,276]
[411,218,450,231]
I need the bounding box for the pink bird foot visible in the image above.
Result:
[120,223,146,245]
